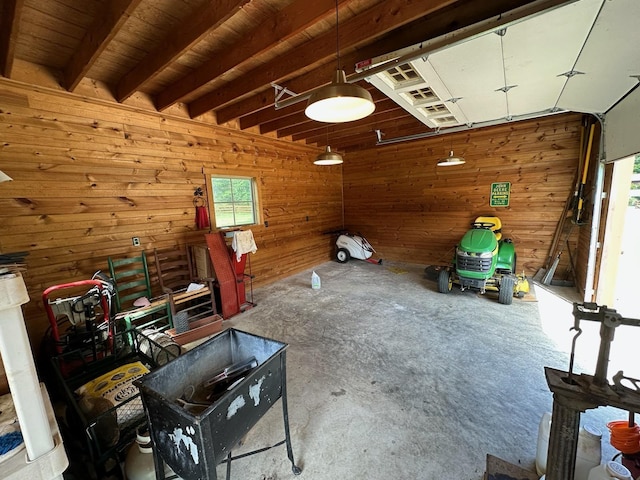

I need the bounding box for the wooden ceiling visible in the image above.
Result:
[0,0,559,152]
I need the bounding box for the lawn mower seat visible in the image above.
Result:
[474,216,502,240]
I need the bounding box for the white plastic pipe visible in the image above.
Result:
[0,273,55,461]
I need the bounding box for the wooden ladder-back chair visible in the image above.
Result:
[153,246,196,294]
[153,246,218,331]
[108,252,153,312]
[109,252,173,337]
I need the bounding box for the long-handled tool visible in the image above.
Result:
[574,122,596,225]
[541,222,575,285]
[536,120,586,283]
[539,118,596,285]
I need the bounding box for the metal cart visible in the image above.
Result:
[50,328,181,476]
[136,328,301,480]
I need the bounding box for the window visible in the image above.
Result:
[210,176,258,228]
[404,87,437,104]
[385,64,420,84]
[419,103,450,115]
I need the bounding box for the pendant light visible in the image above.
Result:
[305,0,375,123]
[437,150,466,166]
[437,138,465,166]
[314,145,344,165]
[314,128,343,165]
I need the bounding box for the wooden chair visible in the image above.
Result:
[153,247,196,294]
[153,246,218,332]
[107,252,153,312]
[109,252,173,338]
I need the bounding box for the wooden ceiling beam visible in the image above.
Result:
[260,109,309,135]
[336,121,430,152]
[187,0,459,118]
[217,91,277,126]
[240,102,305,130]
[277,119,320,139]
[63,0,143,92]
[115,0,250,102]
[0,0,24,78]
[314,109,425,139]
[155,0,346,111]
[295,114,412,146]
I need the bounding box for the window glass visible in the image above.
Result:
[211,176,257,228]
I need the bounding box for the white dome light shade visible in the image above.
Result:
[305,70,375,123]
[314,145,343,165]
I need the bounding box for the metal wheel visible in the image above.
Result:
[336,248,350,263]
[437,269,452,293]
[498,275,515,305]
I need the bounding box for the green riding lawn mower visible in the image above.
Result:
[437,216,529,305]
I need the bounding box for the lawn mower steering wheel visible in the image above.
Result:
[471,221,495,229]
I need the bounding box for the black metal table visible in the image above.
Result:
[136,328,301,480]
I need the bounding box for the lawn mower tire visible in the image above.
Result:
[336,248,350,263]
[438,269,452,293]
[498,276,515,305]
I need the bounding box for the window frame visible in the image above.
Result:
[209,174,261,229]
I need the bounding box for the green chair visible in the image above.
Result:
[107,252,153,312]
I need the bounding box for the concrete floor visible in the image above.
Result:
[203,260,636,480]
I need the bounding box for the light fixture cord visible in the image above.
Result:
[335,0,340,70]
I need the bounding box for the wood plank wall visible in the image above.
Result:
[0,79,341,390]
[342,113,586,279]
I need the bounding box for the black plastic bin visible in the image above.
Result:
[136,328,301,480]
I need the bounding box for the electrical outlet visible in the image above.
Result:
[132,237,140,247]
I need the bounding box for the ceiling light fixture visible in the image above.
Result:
[314,145,344,165]
[0,170,13,182]
[305,0,375,123]
[437,150,466,167]
[314,127,343,165]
